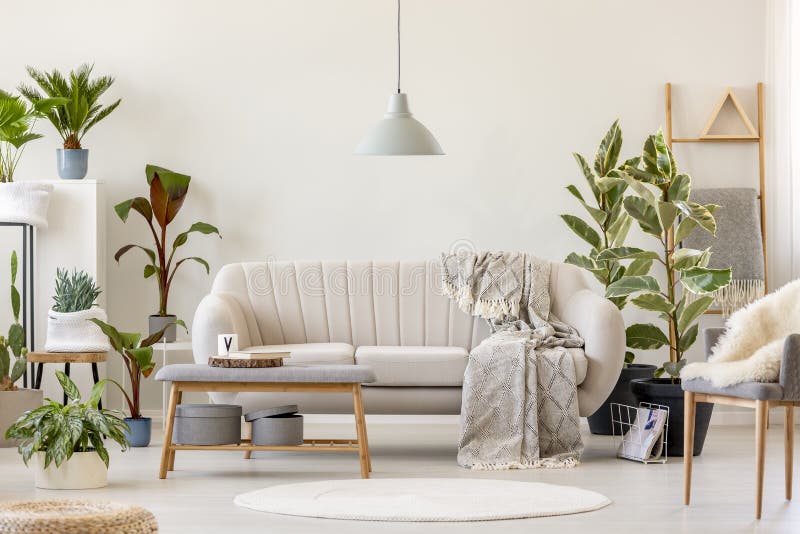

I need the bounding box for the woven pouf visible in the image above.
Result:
[0,500,158,533]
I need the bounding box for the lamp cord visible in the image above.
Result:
[397,0,401,94]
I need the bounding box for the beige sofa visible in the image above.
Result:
[191,260,625,416]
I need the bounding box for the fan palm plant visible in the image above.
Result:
[0,90,64,182]
[18,64,121,149]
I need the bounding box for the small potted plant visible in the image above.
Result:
[5,371,129,489]
[89,318,185,447]
[1,251,42,447]
[19,64,121,180]
[603,129,731,456]
[44,268,110,353]
[114,164,220,341]
[0,89,64,227]
[560,120,657,435]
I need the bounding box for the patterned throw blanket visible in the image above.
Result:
[441,251,585,469]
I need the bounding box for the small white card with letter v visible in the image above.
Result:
[218,334,238,355]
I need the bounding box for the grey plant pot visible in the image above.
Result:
[0,389,44,447]
[56,149,89,180]
[149,314,177,342]
[124,417,152,447]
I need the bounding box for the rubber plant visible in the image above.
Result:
[88,318,185,419]
[5,371,129,468]
[1,252,27,391]
[113,165,221,318]
[0,89,64,182]
[560,119,642,364]
[18,64,120,150]
[602,129,732,380]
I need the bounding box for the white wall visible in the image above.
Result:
[0,0,771,409]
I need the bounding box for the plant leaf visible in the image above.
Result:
[560,214,602,249]
[114,197,152,223]
[663,359,687,378]
[626,323,670,350]
[56,370,81,402]
[657,201,679,230]
[624,351,636,364]
[668,173,691,202]
[678,324,700,353]
[114,244,156,265]
[677,295,715,333]
[642,129,674,181]
[623,196,663,236]
[87,318,123,352]
[593,119,622,177]
[679,267,732,295]
[631,293,675,314]
[674,201,717,236]
[672,247,710,270]
[606,275,661,297]
[625,258,653,277]
[148,166,190,228]
[128,347,155,378]
[171,222,222,250]
[572,152,599,201]
[596,247,660,261]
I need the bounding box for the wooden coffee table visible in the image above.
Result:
[154,364,376,479]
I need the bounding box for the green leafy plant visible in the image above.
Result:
[1,252,28,391]
[89,318,186,419]
[113,164,221,317]
[5,371,129,468]
[602,129,732,379]
[561,120,642,364]
[0,89,64,182]
[19,64,121,150]
[52,268,102,313]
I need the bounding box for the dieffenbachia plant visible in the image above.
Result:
[602,129,732,379]
[560,120,642,363]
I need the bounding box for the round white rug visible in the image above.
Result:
[234,478,611,522]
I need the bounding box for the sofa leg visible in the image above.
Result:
[352,384,370,479]
[755,400,768,519]
[786,405,794,501]
[684,391,696,506]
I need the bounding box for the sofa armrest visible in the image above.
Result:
[780,334,800,401]
[559,289,626,417]
[191,293,253,365]
[703,327,726,361]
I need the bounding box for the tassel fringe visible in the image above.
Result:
[467,457,581,470]
[687,279,765,316]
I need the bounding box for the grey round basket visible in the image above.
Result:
[172,404,241,446]
[245,405,303,446]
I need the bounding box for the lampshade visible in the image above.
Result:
[355,93,444,156]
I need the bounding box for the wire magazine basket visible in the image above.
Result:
[610,402,669,464]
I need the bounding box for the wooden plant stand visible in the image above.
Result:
[26,352,107,408]
[159,381,372,479]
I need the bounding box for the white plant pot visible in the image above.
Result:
[0,389,43,448]
[33,451,108,489]
[45,307,111,353]
[0,182,54,228]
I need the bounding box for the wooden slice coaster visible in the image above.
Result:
[208,357,284,368]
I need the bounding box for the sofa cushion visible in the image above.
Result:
[355,346,468,386]
[243,343,354,365]
[568,348,588,386]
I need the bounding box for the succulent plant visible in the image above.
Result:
[1,251,27,391]
[52,268,101,313]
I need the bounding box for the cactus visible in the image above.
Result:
[1,251,28,391]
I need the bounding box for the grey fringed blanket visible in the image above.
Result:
[683,188,765,314]
[441,251,584,469]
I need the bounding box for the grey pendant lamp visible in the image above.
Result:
[355,0,444,156]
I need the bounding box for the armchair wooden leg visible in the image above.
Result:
[755,400,768,519]
[167,390,182,471]
[786,405,794,501]
[244,421,252,459]
[684,391,696,506]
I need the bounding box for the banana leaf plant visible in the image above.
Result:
[89,318,186,419]
[601,129,732,380]
[114,165,221,317]
[560,120,642,363]
[1,251,27,390]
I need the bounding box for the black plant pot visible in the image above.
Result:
[631,378,714,457]
[587,364,657,435]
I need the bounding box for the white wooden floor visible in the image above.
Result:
[1,422,798,533]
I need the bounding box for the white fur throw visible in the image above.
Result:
[681,279,800,387]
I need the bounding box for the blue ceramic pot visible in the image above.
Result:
[124,417,152,447]
[56,149,89,180]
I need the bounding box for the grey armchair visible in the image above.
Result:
[682,327,800,519]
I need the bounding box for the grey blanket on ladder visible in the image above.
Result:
[683,188,765,314]
[441,251,585,469]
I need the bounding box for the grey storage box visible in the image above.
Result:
[172,404,241,445]
[245,405,303,446]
